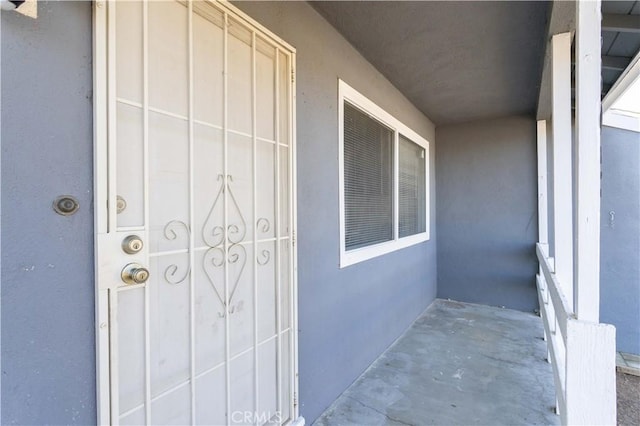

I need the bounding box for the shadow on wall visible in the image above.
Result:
[436,115,539,312]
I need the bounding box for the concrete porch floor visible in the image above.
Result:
[314,299,559,425]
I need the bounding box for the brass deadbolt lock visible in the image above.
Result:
[122,235,144,254]
[121,263,150,285]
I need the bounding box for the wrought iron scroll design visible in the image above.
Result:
[256,217,272,266]
[202,174,249,318]
[163,175,273,317]
[256,217,270,234]
[257,249,271,266]
[163,220,191,285]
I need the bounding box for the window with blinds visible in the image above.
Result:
[344,103,394,250]
[399,134,426,238]
[339,80,430,267]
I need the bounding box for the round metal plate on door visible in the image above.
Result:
[116,195,127,214]
[121,263,150,285]
[53,195,80,216]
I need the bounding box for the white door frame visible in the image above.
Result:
[92,1,299,423]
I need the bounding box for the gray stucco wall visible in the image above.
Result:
[2,1,437,424]
[600,125,640,355]
[233,2,438,422]
[436,116,538,312]
[1,2,96,424]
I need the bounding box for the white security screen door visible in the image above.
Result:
[94,1,298,424]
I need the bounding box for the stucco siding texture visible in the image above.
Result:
[600,126,640,355]
[232,2,438,423]
[1,2,96,424]
[436,116,538,312]
[2,1,437,424]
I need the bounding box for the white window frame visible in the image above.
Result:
[338,79,430,268]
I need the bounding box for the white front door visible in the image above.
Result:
[94,1,298,424]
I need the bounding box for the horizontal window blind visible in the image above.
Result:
[399,134,426,238]
[344,102,393,250]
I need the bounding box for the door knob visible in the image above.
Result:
[121,263,150,285]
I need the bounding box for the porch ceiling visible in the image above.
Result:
[600,1,640,97]
[311,1,551,126]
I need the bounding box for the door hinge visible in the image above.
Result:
[293,392,298,407]
[291,69,295,84]
[292,230,296,246]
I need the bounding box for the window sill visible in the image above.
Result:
[340,231,430,268]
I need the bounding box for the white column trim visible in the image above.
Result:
[551,32,574,309]
[536,120,549,245]
[574,0,601,322]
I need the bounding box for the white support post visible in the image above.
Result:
[551,32,574,309]
[537,120,550,348]
[564,320,616,425]
[575,0,602,323]
[537,120,549,246]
